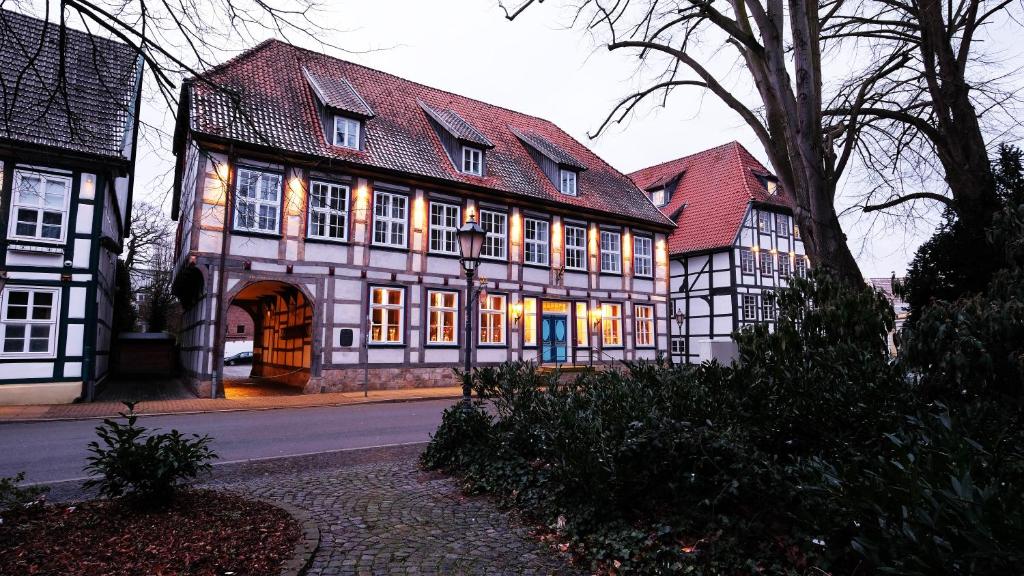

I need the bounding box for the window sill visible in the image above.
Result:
[369,244,409,253]
[305,236,350,246]
[599,271,623,277]
[426,251,461,260]
[232,229,282,240]
[476,343,508,349]
[425,343,461,349]
[367,342,406,348]
[522,262,551,270]
[6,241,64,254]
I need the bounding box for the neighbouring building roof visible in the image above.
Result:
[181,39,672,228]
[0,8,141,160]
[628,141,792,254]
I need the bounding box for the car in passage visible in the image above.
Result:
[224,351,253,366]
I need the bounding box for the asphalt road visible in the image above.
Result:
[0,399,456,485]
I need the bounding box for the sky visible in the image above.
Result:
[110,0,1019,277]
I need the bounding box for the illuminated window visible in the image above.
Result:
[524,218,550,266]
[1,287,58,356]
[427,290,458,345]
[794,224,802,240]
[480,210,507,260]
[234,168,282,233]
[369,286,404,344]
[777,253,791,278]
[333,116,360,149]
[523,297,537,346]
[479,294,507,345]
[462,146,483,175]
[762,292,777,321]
[564,225,586,270]
[600,230,621,274]
[759,251,774,275]
[559,169,577,196]
[634,305,654,347]
[8,170,70,243]
[633,236,653,277]
[307,181,348,241]
[601,302,622,347]
[575,302,589,347]
[372,191,408,248]
[740,248,755,274]
[429,203,461,255]
[742,294,757,320]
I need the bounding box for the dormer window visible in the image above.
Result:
[766,180,778,195]
[651,187,668,207]
[462,146,483,176]
[333,116,361,149]
[559,169,577,196]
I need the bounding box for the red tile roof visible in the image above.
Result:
[629,141,792,254]
[184,40,673,228]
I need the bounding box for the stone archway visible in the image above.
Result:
[225,280,313,396]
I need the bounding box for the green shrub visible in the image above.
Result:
[0,472,48,514]
[83,402,217,508]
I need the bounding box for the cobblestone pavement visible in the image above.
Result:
[210,445,581,576]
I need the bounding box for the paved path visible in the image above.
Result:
[0,399,457,484]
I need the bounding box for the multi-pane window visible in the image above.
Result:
[601,303,623,347]
[462,146,483,175]
[9,170,71,242]
[795,256,808,278]
[426,290,458,345]
[333,116,360,149]
[600,230,621,274]
[575,302,589,347]
[651,187,667,207]
[671,337,685,356]
[633,236,653,277]
[740,248,755,274]
[373,191,408,248]
[1,288,57,356]
[429,203,461,254]
[742,294,758,320]
[524,218,550,266]
[307,181,348,241]
[564,225,586,270]
[369,287,404,344]
[480,210,507,260]
[760,251,774,275]
[757,211,771,232]
[634,305,654,347]
[762,293,777,321]
[234,167,282,233]
[559,169,577,195]
[523,297,538,347]
[479,294,506,345]
[777,252,792,277]
[775,214,789,235]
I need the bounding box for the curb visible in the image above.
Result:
[256,498,320,576]
[0,393,463,424]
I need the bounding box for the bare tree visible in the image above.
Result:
[123,201,171,275]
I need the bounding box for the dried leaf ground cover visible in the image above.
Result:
[0,489,299,576]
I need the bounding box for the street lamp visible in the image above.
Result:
[672,307,686,365]
[457,217,487,404]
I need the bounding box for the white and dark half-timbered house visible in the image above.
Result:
[170,40,674,397]
[629,142,809,364]
[0,9,143,404]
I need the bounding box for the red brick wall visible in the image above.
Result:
[226,306,254,341]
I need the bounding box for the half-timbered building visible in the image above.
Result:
[170,40,674,396]
[0,9,143,404]
[629,142,809,364]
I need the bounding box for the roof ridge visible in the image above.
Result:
[1,7,134,54]
[627,140,740,177]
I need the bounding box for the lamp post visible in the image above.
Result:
[672,307,686,365]
[456,217,486,405]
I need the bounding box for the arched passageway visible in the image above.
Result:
[224,281,313,397]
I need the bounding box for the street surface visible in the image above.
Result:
[0,399,455,484]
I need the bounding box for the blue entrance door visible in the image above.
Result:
[541,315,568,364]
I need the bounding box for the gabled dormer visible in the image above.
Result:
[641,170,684,208]
[512,129,587,196]
[419,101,493,177]
[303,67,375,151]
[753,172,780,196]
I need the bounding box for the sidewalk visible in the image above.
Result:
[0,386,464,423]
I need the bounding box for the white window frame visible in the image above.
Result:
[233,167,282,234]
[740,248,755,275]
[0,287,59,357]
[757,211,771,232]
[634,304,655,348]
[762,293,777,321]
[369,286,405,344]
[775,213,789,236]
[333,116,361,149]
[796,256,808,278]
[478,293,507,346]
[426,290,459,346]
[372,190,408,248]
[600,230,622,274]
[523,218,550,266]
[564,225,587,271]
[307,180,349,242]
[671,337,685,356]
[8,170,72,244]
[742,294,758,320]
[633,235,653,277]
[760,251,774,275]
[559,169,577,196]
[651,187,668,207]
[429,202,461,255]
[601,302,623,347]
[480,210,507,260]
[462,146,483,176]
[777,252,792,278]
